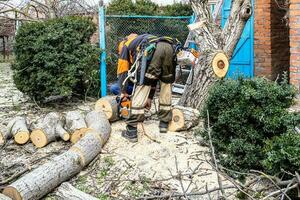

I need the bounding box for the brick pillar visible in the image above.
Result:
[290,0,300,89]
[254,0,272,79]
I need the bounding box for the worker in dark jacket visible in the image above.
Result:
[117,33,179,142]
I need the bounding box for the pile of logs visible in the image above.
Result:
[1,110,111,200]
[0,110,110,148]
[95,95,200,132]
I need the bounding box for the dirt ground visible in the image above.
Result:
[0,63,237,200]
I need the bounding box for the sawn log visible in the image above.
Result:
[65,111,89,143]
[95,96,119,122]
[30,112,69,148]
[55,182,98,200]
[6,117,30,144]
[168,106,200,132]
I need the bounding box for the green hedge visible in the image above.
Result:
[13,16,100,102]
[202,77,300,176]
[106,0,193,16]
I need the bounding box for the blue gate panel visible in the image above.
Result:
[222,0,254,78]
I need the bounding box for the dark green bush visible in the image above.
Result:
[106,0,192,16]
[13,16,100,102]
[202,77,298,175]
[263,131,300,176]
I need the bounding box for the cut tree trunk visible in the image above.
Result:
[179,0,252,110]
[0,124,12,145]
[7,117,30,145]
[30,112,69,148]
[65,111,89,143]
[3,111,111,200]
[95,96,119,122]
[169,106,200,132]
[55,182,98,200]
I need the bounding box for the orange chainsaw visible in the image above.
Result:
[116,96,131,119]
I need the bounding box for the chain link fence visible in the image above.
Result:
[104,15,191,89]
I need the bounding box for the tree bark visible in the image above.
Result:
[0,124,12,145]
[169,106,200,132]
[0,194,12,200]
[65,111,89,144]
[3,112,111,200]
[85,111,111,144]
[30,112,69,148]
[179,0,252,111]
[55,182,98,200]
[95,96,119,122]
[7,117,30,145]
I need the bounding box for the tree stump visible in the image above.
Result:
[65,111,89,143]
[30,112,69,148]
[168,106,200,132]
[7,117,30,145]
[95,96,119,122]
[3,111,111,200]
[55,182,98,200]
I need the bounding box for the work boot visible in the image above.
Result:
[159,121,169,133]
[121,125,138,143]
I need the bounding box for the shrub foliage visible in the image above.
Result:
[202,77,300,175]
[13,16,100,102]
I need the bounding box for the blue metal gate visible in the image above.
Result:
[221,0,254,78]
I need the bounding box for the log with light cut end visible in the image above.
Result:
[65,111,89,143]
[0,194,12,200]
[30,112,69,148]
[95,96,119,122]
[7,117,30,145]
[168,106,200,132]
[55,182,99,200]
[3,150,82,200]
[85,110,111,143]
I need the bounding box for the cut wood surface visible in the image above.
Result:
[95,96,119,122]
[55,182,98,200]
[7,117,30,144]
[3,111,111,200]
[0,194,12,200]
[30,112,69,148]
[65,111,88,143]
[169,106,200,132]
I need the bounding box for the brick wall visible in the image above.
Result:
[254,0,290,80]
[290,0,300,89]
